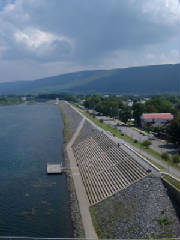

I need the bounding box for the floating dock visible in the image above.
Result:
[47,163,63,174]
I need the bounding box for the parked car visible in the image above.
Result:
[148,136,156,140]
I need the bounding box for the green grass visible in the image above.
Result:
[162,174,180,191]
[27,100,37,105]
[89,206,107,239]
[140,154,166,170]
[58,104,71,142]
[0,97,23,106]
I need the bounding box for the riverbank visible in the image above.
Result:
[0,96,23,106]
[58,102,85,238]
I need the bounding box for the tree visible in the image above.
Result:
[161,152,170,161]
[172,154,180,164]
[109,101,119,118]
[133,103,146,126]
[142,140,152,148]
[145,97,173,113]
[166,113,180,145]
[119,105,132,123]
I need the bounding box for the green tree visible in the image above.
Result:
[172,154,180,164]
[166,113,180,145]
[161,152,170,161]
[145,97,173,113]
[119,105,132,123]
[133,103,146,126]
[142,140,152,148]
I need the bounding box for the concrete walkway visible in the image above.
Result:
[67,102,180,179]
[66,118,98,239]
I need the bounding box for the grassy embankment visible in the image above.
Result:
[162,174,180,191]
[89,206,108,239]
[58,104,71,143]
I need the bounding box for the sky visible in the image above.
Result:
[0,0,179,82]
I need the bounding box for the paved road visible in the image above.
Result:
[68,103,180,179]
[66,117,98,239]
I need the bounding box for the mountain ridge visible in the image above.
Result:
[0,64,179,94]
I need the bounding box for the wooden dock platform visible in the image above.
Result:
[47,163,63,174]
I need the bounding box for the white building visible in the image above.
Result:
[140,113,174,127]
[21,96,27,101]
[122,100,133,107]
[55,98,59,104]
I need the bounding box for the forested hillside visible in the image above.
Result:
[0,64,179,94]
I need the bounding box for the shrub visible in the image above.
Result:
[99,119,104,123]
[161,152,170,161]
[134,139,138,143]
[142,140,151,148]
[172,154,180,164]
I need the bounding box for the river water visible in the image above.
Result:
[0,103,73,238]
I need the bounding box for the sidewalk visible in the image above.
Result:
[66,117,98,239]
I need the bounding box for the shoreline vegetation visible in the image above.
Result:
[57,102,85,238]
[0,96,23,106]
[58,104,72,143]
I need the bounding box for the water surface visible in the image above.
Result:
[0,104,73,238]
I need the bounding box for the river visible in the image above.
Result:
[0,103,73,238]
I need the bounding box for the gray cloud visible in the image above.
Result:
[16,0,179,62]
[0,0,179,81]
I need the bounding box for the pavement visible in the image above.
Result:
[66,117,98,239]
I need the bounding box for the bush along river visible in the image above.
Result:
[0,103,73,238]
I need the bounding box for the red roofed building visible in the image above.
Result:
[140,113,174,127]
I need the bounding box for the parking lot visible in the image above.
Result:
[116,125,178,155]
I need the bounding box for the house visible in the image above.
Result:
[140,113,174,127]
[122,100,133,107]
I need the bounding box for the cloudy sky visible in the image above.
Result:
[0,0,179,82]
